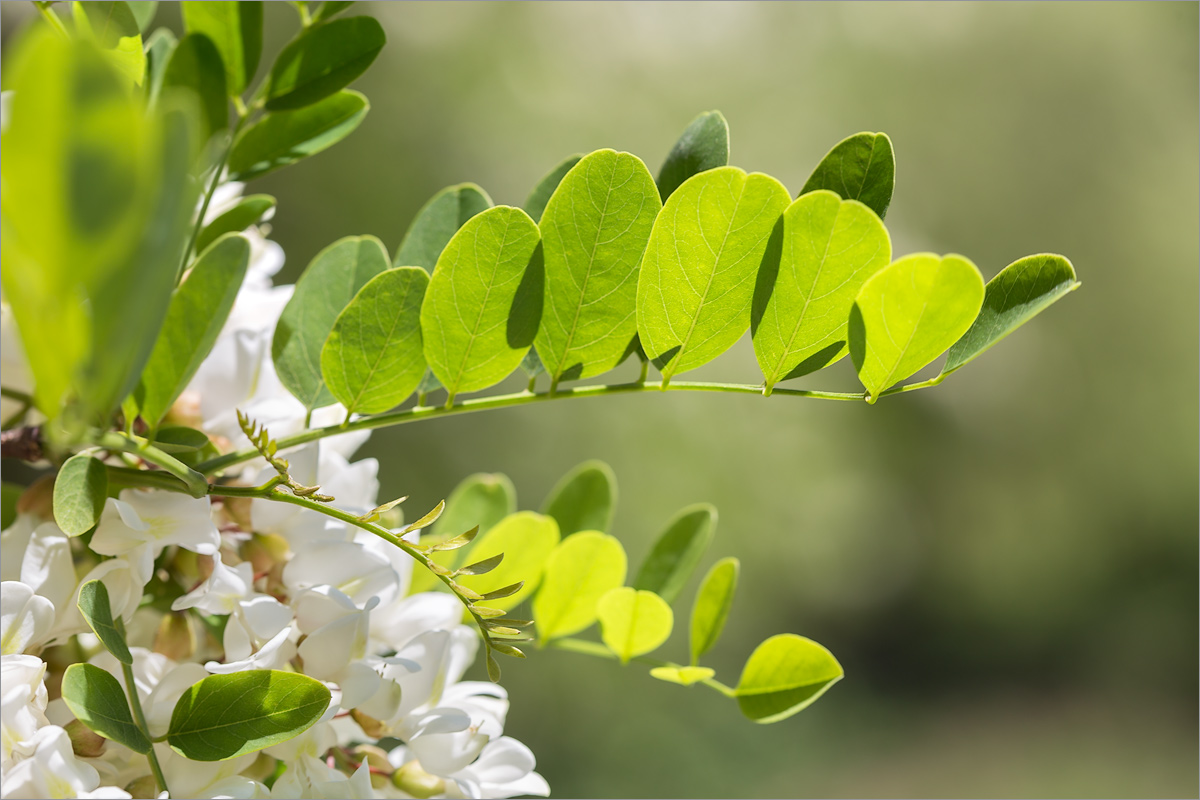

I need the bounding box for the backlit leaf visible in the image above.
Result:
[633,503,715,605]
[265,16,385,111]
[61,664,150,753]
[649,665,715,686]
[656,110,729,201]
[411,472,517,594]
[736,633,843,723]
[72,2,146,88]
[800,132,895,220]
[181,1,262,95]
[534,531,627,642]
[689,556,738,664]
[228,90,369,181]
[163,33,228,141]
[77,580,132,664]
[540,460,616,536]
[395,183,493,271]
[523,154,582,223]
[458,512,560,611]
[597,587,673,663]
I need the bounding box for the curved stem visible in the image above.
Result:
[95,432,209,498]
[115,621,171,796]
[197,380,867,475]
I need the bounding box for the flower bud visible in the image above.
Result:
[65,719,106,758]
[350,708,388,739]
[153,612,195,661]
[392,760,446,800]
[125,775,159,799]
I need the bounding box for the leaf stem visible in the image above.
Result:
[95,432,209,498]
[548,637,737,697]
[197,380,866,475]
[115,621,171,796]
[33,1,69,37]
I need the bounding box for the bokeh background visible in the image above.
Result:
[6,2,1197,797]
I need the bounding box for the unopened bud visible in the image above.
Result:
[392,760,445,799]
[350,708,388,739]
[153,612,195,661]
[17,475,55,520]
[65,719,106,758]
[243,532,289,573]
[125,775,159,799]
[352,744,392,774]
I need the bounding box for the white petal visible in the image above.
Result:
[1,581,55,655]
[239,595,293,640]
[334,661,381,710]
[19,522,75,613]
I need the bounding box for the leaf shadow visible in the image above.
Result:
[507,241,544,350]
[749,215,786,338]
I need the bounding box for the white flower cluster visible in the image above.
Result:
[0,185,548,800]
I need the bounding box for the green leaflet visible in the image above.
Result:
[411,472,516,594]
[752,190,891,390]
[153,425,212,454]
[943,253,1080,375]
[850,253,985,401]
[800,132,895,220]
[689,556,739,665]
[61,664,150,754]
[537,150,661,387]
[143,28,177,108]
[180,1,262,96]
[274,235,390,410]
[52,455,109,538]
[265,16,385,111]
[539,460,617,536]
[127,1,157,32]
[736,634,843,724]
[395,184,493,271]
[137,234,250,427]
[524,155,582,223]
[657,110,730,201]
[637,167,790,383]
[534,531,627,642]
[597,587,674,664]
[163,33,228,142]
[322,267,429,416]
[633,503,716,605]
[167,671,330,761]
[72,2,146,88]
[420,206,543,402]
[195,194,275,253]
[457,512,561,611]
[228,90,369,181]
[0,31,196,430]
[76,581,132,665]
[649,665,715,686]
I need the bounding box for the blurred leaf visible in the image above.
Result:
[126,1,157,31]
[736,634,843,723]
[1,483,22,530]
[597,587,673,663]
[416,368,443,400]
[537,150,661,386]
[412,472,516,594]
[273,235,389,410]
[1,31,196,430]
[61,664,150,754]
[143,28,176,107]
[181,1,262,95]
[752,190,891,390]
[265,16,385,111]
[420,206,543,401]
[168,671,330,761]
[395,183,493,271]
[656,110,730,201]
[800,132,895,220]
[136,234,250,426]
[313,2,355,23]
[76,580,132,664]
[649,665,715,686]
[637,167,789,383]
[53,455,108,537]
[850,253,985,401]
[943,254,1080,375]
[195,194,275,253]
[322,267,429,415]
[689,556,738,664]
[633,503,716,605]
[163,33,228,142]
[458,512,560,611]
[72,2,146,87]
[153,425,211,453]
[524,154,583,224]
[228,90,369,181]
[534,531,627,642]
[540,460,617,536]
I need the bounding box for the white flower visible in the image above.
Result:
[295,587,381,709]
[91,491,220,578]
[284,541,398,608]
[443,737,550,799]
[0,725,113,799]
[171,553,254,616]
[1,581,55,655]
[368,593,463,656]
[156,743,265,799]
[1,653,48,769]
[19,520,77,616]
[270,754,375,800]
[51,556,150,643]
[205,598,295,674]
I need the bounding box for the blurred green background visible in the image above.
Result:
[6,2,1197,797]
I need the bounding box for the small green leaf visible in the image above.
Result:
[942,254,1080,375]
[457,512,561,611]
[456,553,504,576]
[273,235,390,410]
[265,16,385,111]
[633,503,716,605]
[168,670,330,761]
[153,425,212,454]
[143,28,177,108]
[736,633,843,724]
[520,347,546,382]
[850,253,985,401]
[137,234,250,426]
[163,33,228,142]
[752,190,891,390]
[195,194,275,253]
[690,556,739,664]
[597,587,673,664]
[181,1,263,95]
[649,665,715,686]
[61,664,150,754]
[657,110,730,201]
[523,154,582,223]
[1,483,22,530]
[127,1,157,32]
[313,2,355,23]
[411,472,516,594]
[420,206,543,401]
[322,267,429,416]
[228,90,369,181]
[537,150,661,387]
[800,132,895,220]
[534,531,627,642]
[76,580,132,664]
[637,167,790,383]
[72,2,146,88]
[395,184,493,271]
[540,460,617,536]
[53,455,108,538]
